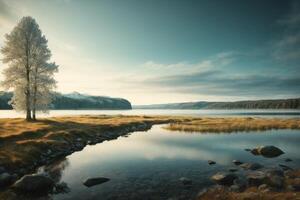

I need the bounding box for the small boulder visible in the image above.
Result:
[268,175,284,188]
[13,174,54,194]
[287,184,300,192]
[279,164,293,171]
[232,178,247,191]
[0,172,14,187]
[251,146,284,158]
[0,167,6,174]
[83,177,110,187]
[208,160,216,165]
[179,177,192,186]
[285,158,292,162]
[229,184,241,192]
[54,182,70,194]
[247,171,267,186]
[211,172,237,186]
[240,163,263,170]
[244,148,252,152]
[232,160,243,165]
[258,184,268,191]
[264,168,284,177]
[250,148,260,155]
[229,168,238,172]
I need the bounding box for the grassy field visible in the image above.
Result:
[164,117,300,133]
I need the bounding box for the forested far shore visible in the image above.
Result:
[0,91,132,110]
[134,98,300,109]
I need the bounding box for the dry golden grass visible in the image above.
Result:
[0,118,50,137]
[164,117,300,133]
[0,115,183,138]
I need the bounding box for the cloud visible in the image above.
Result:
[0,0,19,29]
[141,51,237,76]
[273,1,300,61]
[139,69,300,97]
[121,50,300,99]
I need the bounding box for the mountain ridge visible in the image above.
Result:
[134,98,300,109]
[0,91,132,110]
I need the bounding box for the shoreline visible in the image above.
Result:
[0,115,299,199]
[0,115,182,177]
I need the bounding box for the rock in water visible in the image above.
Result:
[211,172,237,186]
[247,171,267,186]
[240,163,263,170]
[13,174,54,194]
[229,168,238,172]
[279,164,293,171]
[179,177,192,185]
[268,175,284,188]
[208,160,216,165]
[0,172,14,187]
[232,160,243,165]
[258,146,284,158]
[250,148,260,155]
[251,146,284,158]
[83,177,110,187]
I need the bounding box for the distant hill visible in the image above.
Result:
[0,91,132,110]
[134,98,300,109]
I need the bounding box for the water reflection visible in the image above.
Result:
[1,109,300,118]
[41,125,300,200]
[39,159,70,183]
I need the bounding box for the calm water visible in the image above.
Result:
[1,109,300,118]
[39,125,300,200]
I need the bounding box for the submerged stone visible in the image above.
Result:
[83,177,110,187]
[211,172,237,186]
[240,163,263,170]
[179,177,193,185]
[247,171,267,186]
[232,160,243,165]
[285,158,292,162]
[208,160,216,165]
[279,164,293,171]
[229,168,238,172]
[251,146,284,158]
[13,174,55,194]
[0,172,15,187]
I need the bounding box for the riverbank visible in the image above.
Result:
[164,117,300,133]
[0,115,186,178]
[1,116,300,177]
[0,115,300,199]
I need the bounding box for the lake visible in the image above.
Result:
[39,125,300,200]
[1,109,300,118]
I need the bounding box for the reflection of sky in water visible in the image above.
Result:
[51,126,300,200]
[1,109,300,118]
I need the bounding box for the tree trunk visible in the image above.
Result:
[25,68,31,121]
[25,38,32,121]
[32,77,37,121]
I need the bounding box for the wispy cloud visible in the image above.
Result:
[273,1,300,61]
[120,50,300,100]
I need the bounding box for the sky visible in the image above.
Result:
[0,0,299,105]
